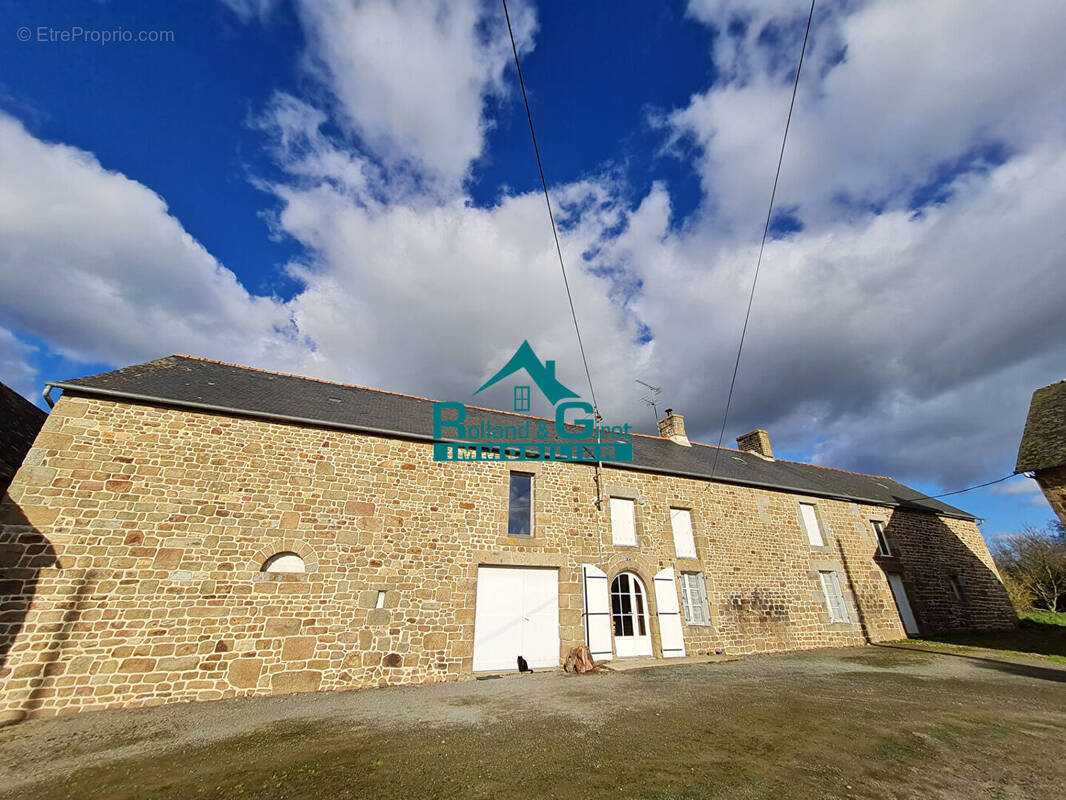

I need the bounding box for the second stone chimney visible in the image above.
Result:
[658,409,691,446]
[736,429,773,459]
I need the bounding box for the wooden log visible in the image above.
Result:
[563,645,598,674]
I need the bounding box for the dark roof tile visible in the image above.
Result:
[1016,380,1066,473]
[51,356,975,519]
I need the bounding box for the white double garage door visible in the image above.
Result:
[472,564,687,673]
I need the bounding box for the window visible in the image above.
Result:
[375,590,387,609]
[819,571,850,623]
[680,572,711,626]
[871,519,891,556]
[262,552,305,573]
[670,508,697,559]
[508,472,533,536]
[948,575,965,601]
[799,503,825,547]
[610,572,648,637]
[609,497,637,546]
[513,385,530,412]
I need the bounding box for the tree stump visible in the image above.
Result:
[563,645,598,674]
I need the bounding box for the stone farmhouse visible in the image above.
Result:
[1016,379,1066,527]
[0,356,1015,720]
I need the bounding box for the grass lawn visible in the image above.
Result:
[914,611,1066,661]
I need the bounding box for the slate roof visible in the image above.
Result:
[49,355,975,520]
[1016,380,1066,473]
[1,381,47,494]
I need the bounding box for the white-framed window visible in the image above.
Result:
[799,503,825,547]
[680,572,711,626]
[871,519,891,556]
[670,507,697,559]
[609,497,637,546]
[262,552,305,573]
[508,472,533,536]
[819,571,850,623]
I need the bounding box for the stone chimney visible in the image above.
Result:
[736,429,773,459]
[658,409,691,447]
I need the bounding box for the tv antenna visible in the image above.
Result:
[635,379,662,427]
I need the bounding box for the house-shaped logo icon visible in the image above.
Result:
[473,340,580,412]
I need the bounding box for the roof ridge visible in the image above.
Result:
[171,354,676,437]
[167,355,892,483]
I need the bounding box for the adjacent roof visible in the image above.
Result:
[1,381,47,494]
[49,355,975,519]
[1016,380,1066,473]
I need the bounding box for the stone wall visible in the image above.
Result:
[1035,465,1066,528]
[0,395,1015,721]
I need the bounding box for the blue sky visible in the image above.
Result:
[1,0,1064,539]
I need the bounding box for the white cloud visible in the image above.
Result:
[0,327,39,401]
[3,0,1065,508]
[0,113,310,373]
[671,0,1066,237]
[292,0,535,190]
[219,0,281,23]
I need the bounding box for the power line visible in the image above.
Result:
[901,473,1015,503]
[711,0,816,476]
[501,0,600,418]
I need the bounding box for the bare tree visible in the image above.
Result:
[991,521,1066,612]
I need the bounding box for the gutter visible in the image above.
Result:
[45,381,976,522]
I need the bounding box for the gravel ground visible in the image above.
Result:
[1,643,1064,799]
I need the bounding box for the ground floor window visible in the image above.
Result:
[819,571,850,623]
[680,572,711,625]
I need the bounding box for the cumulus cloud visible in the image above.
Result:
[293,0,535,190]
[0,327,39,401]
[3,0,1065,501]
[0,113,309,372]
[672,0,1066,237]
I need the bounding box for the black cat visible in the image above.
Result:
[517,655,533,673]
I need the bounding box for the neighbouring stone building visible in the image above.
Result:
[0,356,1015,721]
[1016,379,1066,527]
[0,381,47,496]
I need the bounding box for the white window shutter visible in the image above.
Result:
[670,508,697,559]
[681,573,710,626]
[819,571,850,623]
[653,568,686,658]
[581,564,613,661]
[801,503,824,546]
[610,498,637,546]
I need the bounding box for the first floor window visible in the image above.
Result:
[800,503,825,547]
[871,519,891,556]
[819,571,850,623]
[508,472,533,536]
[610,497,637,546]
[670,507,697,559]
[680,572,711,626]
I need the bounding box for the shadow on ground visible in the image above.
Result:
[914,614,1066,658]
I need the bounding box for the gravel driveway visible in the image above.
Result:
[2,643,1064,799]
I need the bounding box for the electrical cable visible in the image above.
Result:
[899,473,1015,503]
[711,0,816,476]
[501,0,601,418]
